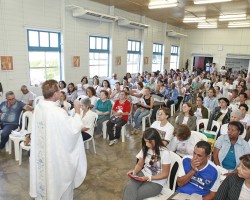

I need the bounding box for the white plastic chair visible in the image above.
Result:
[196,119,209,132]
[142,109,152,131]
[9,111,33,161]
[191,131,208,142]
[77,95,87,101]
[170,104,175,117]
[102,120,127,142]
[19,141,31,165]
[84,113,98,154]
[145,151,182,200]
[211,120,221,136]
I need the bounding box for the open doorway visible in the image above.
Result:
[193,56,213,73]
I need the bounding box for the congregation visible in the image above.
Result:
[1,65,250,199]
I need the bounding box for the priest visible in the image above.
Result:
[30,79,86,200]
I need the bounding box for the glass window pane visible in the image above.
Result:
[50,33,58,47]
[40,32,49,47]
[128,41,132,51]
[29,52,45,67]
[45,67,60,81]
[96,37,102,49]
[29,31,39,47]
[45,52,59,67]
[90,37,96,49]
[159,45,162,52]
[102,38,108,50]
[30,68,46,86]
[136,42,139,51]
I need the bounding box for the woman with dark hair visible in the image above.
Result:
[92,77,101,97]
[215,154,250,200]
[213,121,250,173]
[132,87,154,134]
[77,76,89,96]
[66,83,78,105]
[207,97,231,130]
[86,86,98,109]
[100,80,112,97]
[59,80,67,93]
[176,102,197,130]
[193,96,209,120]
[123,128,171,200]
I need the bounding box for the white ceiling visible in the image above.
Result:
[89,0,250,29]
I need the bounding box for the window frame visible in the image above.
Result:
[127,39,141,73]
[170,45,180,70]
[27,29,62,86]
[89,35,110,77]
[152,43,163,71]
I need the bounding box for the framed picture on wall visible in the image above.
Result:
[116,56,121,65]
[144,57,149,64]
[73,56,80,67]
[1,56,14,70]
[164,57,168,64]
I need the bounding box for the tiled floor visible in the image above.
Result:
[0,124,142,200]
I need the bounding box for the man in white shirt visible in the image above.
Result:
[217,76,229,98]
[20,85,36,106]
[109,73,118,86]
[30,80,87,200]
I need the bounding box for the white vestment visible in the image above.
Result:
[30,100,87,200]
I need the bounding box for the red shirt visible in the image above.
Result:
[113,100,131,121]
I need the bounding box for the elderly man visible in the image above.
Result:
[177,141,220,199]
[109,73,118,86]
[0,91,33,149]
[30,80,87,200]
[20,85,36,106]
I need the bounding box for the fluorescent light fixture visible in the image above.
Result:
[148,0,178,9]
[198,22,217,28]
[228,21,250,28]
[194,0,232,4]
[219,14,247,21]
[183,17,206,23]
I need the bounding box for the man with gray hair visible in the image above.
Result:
[0,91,33,149]
[20,85,36,106]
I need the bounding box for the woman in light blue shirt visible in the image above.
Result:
[213,121,250,173]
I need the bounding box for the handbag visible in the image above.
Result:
[24,133,31,146]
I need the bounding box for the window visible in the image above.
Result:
[152,43,163,72]
[170,45,179,70]
[127,40,141,73]
[89,36,109,77]
[27,30,61,86]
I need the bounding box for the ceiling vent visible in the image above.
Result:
[167,30,187,38]
[118,19,149,29]
[71,7,117,23]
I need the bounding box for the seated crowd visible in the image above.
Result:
[1,65,250,199]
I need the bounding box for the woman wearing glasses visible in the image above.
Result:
[123,128,171,200]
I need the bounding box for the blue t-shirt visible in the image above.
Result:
[0,100,25,125]
[222,144,236,170]
[177,157,219,196]
[95,99,112,120]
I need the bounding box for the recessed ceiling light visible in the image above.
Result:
[148,0,178,9]
[194,0,232,4]
[219,14,247,21]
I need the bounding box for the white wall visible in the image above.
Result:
[0,0,62,100]
[184,28,250,71]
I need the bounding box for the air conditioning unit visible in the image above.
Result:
[72,7,117,23]
[118,19,149,29]
[167,30,187,38]
[226,53,250,59]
